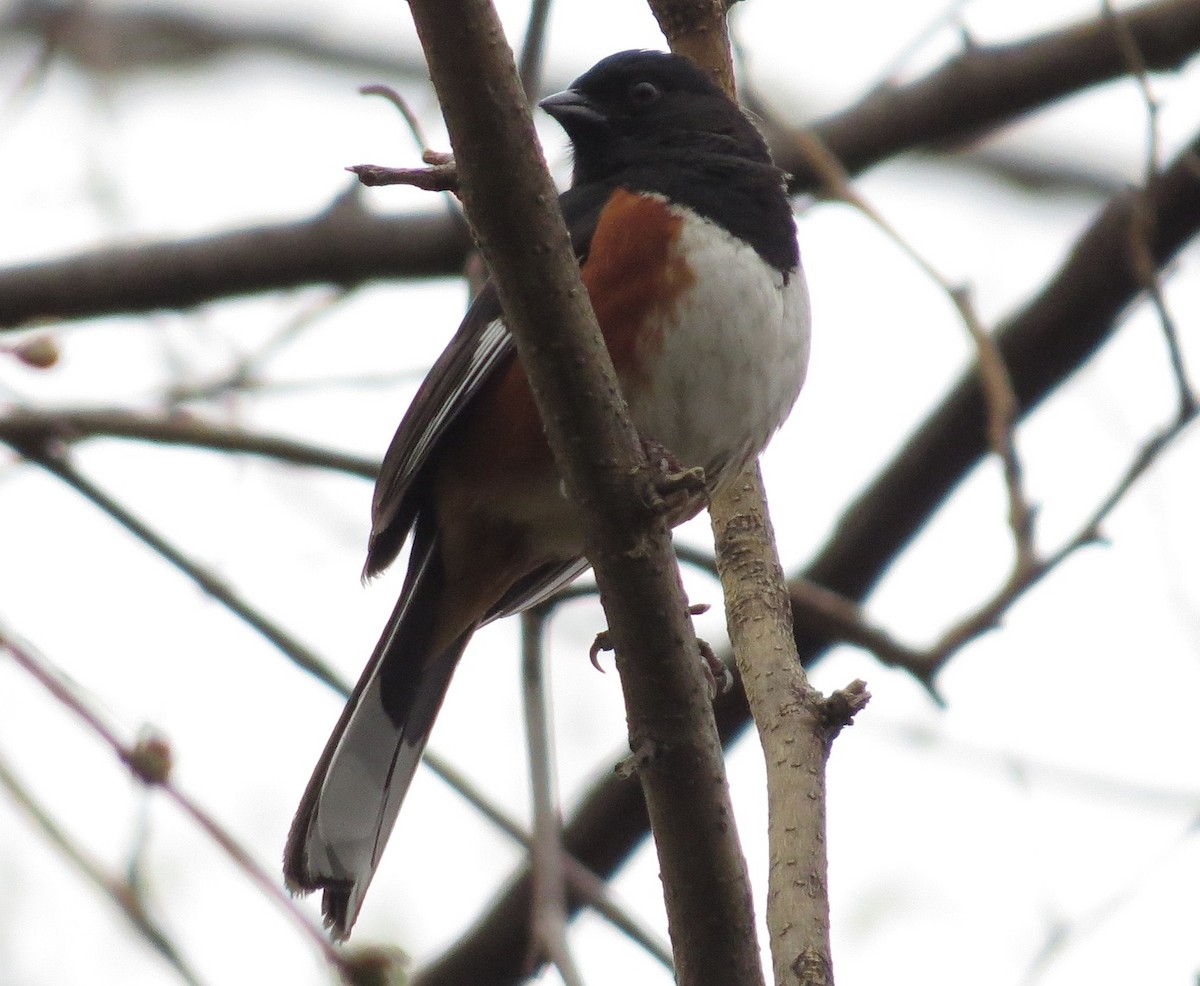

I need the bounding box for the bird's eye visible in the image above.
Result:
[628,81,661,106]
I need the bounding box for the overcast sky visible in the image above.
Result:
[1,1,1198,984]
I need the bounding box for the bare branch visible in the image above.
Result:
[521,610,586,986]
[712,464,853,986]
[646,0,737,94]
[777,0,1200,194]
[0,204,469,331]
[3,441,348,691]
[348,162,460,193]
[0,408,379,478]
[0,619,362,984]
[0,752,207,986]
[4,0,430,79]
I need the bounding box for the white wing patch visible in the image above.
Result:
[399,317,511,480]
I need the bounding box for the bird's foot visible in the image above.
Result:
[697,637,733,697]
[640,437,707,516]
[589,602,731,696]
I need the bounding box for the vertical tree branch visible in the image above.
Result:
[521,609,584,986]
[714,467,869,986]
[647,0,737,93]
[402,3,762,983]
[648,3,852,981]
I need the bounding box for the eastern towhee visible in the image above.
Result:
[285,49,811,938]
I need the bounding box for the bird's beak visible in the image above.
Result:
[538,89,605,127]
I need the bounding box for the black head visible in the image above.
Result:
[539,50,772,184]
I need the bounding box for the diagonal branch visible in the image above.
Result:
[0,752,207,986]
[0,618,361,984]
[776,0,1200,193]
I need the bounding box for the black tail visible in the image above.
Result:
[284,521,469,938]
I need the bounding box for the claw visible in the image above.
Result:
[589,630,612,672]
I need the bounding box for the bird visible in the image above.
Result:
[284,48,811,939]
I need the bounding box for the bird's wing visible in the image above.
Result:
[365,181,614,578]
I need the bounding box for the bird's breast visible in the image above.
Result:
[590,195,811,489]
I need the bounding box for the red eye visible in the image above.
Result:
[629,81,661,106]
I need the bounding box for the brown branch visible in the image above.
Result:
[5,0,431,78]
[0,202,469,330]
[0,619,364,984]
[0,752,207,986]
[0,407,380,478]
[646,0,736,94]
[415,122,1200,986]
[896,406,1199,683]
[404,3,761,985]
[348,162,460,192]
[779,0,1200,194]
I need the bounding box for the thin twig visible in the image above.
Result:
[518,0,553,98]
[0,619,358,981]
[355,84,462,197]
[360,83,432,155]
[165,288,354,406]
[348,162,460,193]
[781,122,1039,573]
[521,609,586,986]
[0,408,379,478]
[896,408,1199,683]
[8,443,349,692]
[0,752,207,986]
[1103,0,1196,419]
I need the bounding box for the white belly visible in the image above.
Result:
[625,206,810,489]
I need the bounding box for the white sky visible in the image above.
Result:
[0,1,1198,984]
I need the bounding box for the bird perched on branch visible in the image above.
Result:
[285,48,810,938]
